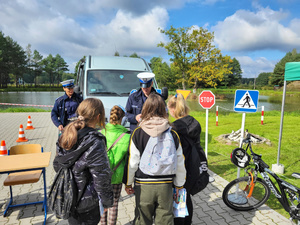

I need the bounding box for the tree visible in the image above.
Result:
[256,72,272,87]
[129,52,140,58]
[188,27,232,89]
[150,57,174,88]
[158,26,193,89]
[270,49,300,86]
[32,50,43,86]
[220,58,242,87]
[53,54,69,85]
[42,54,56,86]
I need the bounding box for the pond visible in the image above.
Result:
[187,94,299,114]
[0,92,298,113]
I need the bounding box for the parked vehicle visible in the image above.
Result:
[74,56,168,127]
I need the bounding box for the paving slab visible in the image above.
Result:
[0,112,293,224]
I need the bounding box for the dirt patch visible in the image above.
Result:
[216,129,272,146]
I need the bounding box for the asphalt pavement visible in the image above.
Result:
[0,112,293,225]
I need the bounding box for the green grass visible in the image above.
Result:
[0,107,51,112]
[188,110,300,219]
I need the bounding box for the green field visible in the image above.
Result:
[187,110,300,219]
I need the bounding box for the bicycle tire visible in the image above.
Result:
[222,176,270,211]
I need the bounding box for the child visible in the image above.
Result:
[100,105,130,225]
[54,98,113,225]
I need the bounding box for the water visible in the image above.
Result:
[0,92,64,109]
[0,92,298,113]
[188,94,299,114]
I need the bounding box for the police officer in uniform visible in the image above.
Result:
[51,79,83,131]
[125,72,163,133]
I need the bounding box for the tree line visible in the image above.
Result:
[1,27,299,90]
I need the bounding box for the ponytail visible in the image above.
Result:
[167,93,190,119]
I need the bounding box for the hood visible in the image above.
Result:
[140,117,170,137]
[172,115,201,140]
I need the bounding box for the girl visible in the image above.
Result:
[168,93,205,225]
[123,93,186,225]
[54,98,113,225]
[100,105,130,225]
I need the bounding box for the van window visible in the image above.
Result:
[87,70,154,96]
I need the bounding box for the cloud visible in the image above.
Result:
[0,0,170,72]
[212,6,300,52]
[236,56,275,78]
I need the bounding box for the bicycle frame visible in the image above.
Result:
[243,139,300,221]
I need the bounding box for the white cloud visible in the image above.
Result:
[236,56,275,78]
[0,0,170,72]
[212,6,300,52]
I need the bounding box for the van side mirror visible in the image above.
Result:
[74,85,81,94]
[162,87,168,100]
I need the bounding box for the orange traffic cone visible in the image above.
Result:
[25,116,35,130]
[0,140,8,156]
[16,124,28,142]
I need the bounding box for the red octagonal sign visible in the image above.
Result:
[198,90,215,109]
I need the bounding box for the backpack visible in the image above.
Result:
[48,131,94,219]
[139,127,177,176]
[185,138,209,195]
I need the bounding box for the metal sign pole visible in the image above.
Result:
[205,108,208,158]
[237,112,246,178]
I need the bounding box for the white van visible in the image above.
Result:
[74,56,168,126]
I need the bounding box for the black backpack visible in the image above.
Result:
[184,138,209,195]
[48,128,94,219]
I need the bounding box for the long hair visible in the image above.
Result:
[141,93,168,121]
[59,98,105,150]
[167,93,190,119]
[110,105,125,125]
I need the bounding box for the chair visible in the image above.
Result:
[3,144,48,225]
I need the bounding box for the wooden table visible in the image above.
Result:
[0,152,51,225]
[0,152,51,174]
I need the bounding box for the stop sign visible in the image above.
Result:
[199,91,215,109]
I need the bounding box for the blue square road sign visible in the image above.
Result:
[234,90,259,113]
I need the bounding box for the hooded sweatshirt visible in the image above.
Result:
[123,117,186,188]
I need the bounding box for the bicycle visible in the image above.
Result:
[222,131,300,224]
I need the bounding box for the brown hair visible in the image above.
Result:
[141,93,168,121]
[167,93,190,119]
[59,98,105,150]
[109,105,125,125]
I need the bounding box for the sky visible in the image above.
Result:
[1,0,300,78]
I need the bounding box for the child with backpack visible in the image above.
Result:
[52,98,113,225]
[123,93,186,225]
[167,93,209,225]
[100,105,130,225]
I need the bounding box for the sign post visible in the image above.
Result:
[198,91,215,158]
[234,89,259,178]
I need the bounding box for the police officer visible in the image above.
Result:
[51,79,83,131]
[125,72,163,133]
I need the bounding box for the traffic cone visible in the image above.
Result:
[16,124,28,142]
[25,116,35,130]
[0,140,8,156]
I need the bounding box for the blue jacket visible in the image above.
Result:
[51,93,83,127]
[125,88,162,132]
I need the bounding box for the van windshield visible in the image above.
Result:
[87,70,145,96]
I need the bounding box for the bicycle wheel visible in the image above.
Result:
[222,176,270,211]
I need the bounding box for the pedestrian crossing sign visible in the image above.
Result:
[234,90,259,112]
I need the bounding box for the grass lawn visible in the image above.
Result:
[188,110,300,219]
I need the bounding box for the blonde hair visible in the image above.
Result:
[109,105,125,125]
[141,93,168,121]
[167,93,190,119]
[59,98,105,150]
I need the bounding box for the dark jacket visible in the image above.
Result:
[51,93,83,127]
[125,88,162,132]
[53,127,113,212]
[171,115,203,188]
